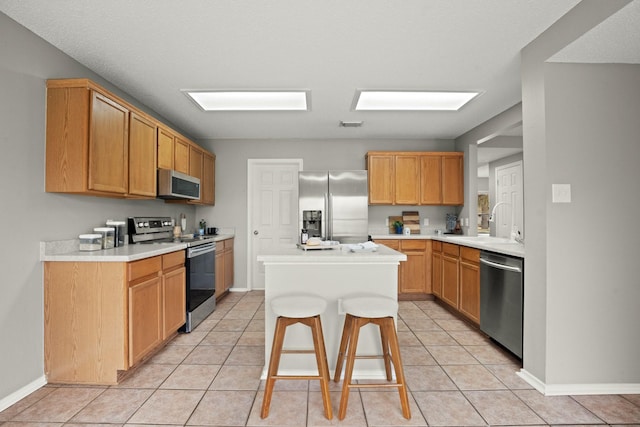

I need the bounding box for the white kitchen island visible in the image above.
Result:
[257,244,406,379]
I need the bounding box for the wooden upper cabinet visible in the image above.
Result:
[46,81,133,196]
[173,137,190,174]
[420,154,443,204]
[128,112,157,197]
[189,145,203,181]
[200,152,215,205]
[366,151,463,206]
[442,154,464,205]
[394,155,420,205]
[88,91,129,194]
[157,126,175,170]
[367,153,395,204]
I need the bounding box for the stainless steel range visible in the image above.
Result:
[128,216,216,332]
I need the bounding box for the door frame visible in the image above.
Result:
[246,158,303,291]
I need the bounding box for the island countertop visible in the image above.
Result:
[257,243,407,264]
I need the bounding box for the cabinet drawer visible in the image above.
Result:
[400,240,427,250]
[162,250,185,270]
[443,242,460,256]
[432,241,442,252]
[378,239,400,250]
[460,246,480,263]
[129,256,162,282]
[223,238,234,250]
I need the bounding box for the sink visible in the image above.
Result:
[446,235,515,244]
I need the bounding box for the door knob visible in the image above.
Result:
[253,230,259,235]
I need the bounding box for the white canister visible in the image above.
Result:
[403,226,411,236]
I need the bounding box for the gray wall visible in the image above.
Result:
[0,12,199,405]
[195,139,457,290]
[543,62,640,384]
[520,0,638,388]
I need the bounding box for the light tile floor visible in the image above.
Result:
[2,291,640,426]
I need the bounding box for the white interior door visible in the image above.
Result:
[248,159,302,290]
[495,161,523,238]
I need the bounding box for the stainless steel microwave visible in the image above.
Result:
[157,169,200,200]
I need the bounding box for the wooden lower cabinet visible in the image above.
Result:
[458,247,480,323]
[215,238,234,299]
[377,239,431,299]
[441,243,460,308]
[433,242,481,324]
[44,250,185,384]
[431,241,443,297]
[129,275,163,366]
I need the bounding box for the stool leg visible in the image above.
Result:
[261,316,287,418]
[378,319,393,381]
[338,316,364,420]
[333,313,353,382]
[384,318,411,419]
[310,315,333,420]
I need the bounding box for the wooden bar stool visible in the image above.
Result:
[334,295,410,420]
[261,294,333,420]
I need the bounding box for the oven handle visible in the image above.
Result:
[480,257,522,273]
[187,243,216,258]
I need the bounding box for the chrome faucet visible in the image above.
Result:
[489,201,511,223]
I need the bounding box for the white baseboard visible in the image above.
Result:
[0,375,47,412]
[518,368,640,395]
[229,287,251,293]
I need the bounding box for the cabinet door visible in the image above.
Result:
[128,113,157,197]
[88,91,129,194]
[399,250,427,294]
[442,154,464,205]
[431,251,443,297]
[163,266,186,339]
[129,276,162,366]
[420,154,442,204]
[215,251,224,299]
[459,260,480,324]
[367,154,394,204]
[223,240,234,292]
[189,145,203,180]
[394,155,420,205]
[157,127,174,170]
[441,254,459,308]
[201,152,215,205]
[174,137,190,174]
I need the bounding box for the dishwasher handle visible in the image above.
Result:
[480,257,522,273]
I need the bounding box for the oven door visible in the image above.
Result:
[184,242,216,332]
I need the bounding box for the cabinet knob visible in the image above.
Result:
[253,230,259,235]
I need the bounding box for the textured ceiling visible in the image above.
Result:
[3,0,636,141]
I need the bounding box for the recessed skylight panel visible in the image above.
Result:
[355,90,479,111]
[186,91,309,111]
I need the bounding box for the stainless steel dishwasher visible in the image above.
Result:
[480,251,524,358]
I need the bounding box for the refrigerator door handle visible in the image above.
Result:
[328,193,334,240]
[323,192,328,240]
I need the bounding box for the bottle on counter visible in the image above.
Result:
[301,229,309,244]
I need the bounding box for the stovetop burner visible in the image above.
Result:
[128,216,216,247]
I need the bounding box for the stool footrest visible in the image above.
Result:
[273,375,323,380]
[347,382,403,389]
[280,349,316,354]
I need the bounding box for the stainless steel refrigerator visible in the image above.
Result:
[298,170,368,244]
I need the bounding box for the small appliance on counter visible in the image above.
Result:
[445,213,462,234]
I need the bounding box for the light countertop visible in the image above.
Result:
[41,234,235,262]
[257,243,407,264]
[371,234,525,258]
